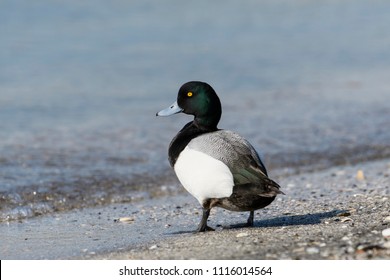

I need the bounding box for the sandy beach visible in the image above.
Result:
[1,159,388,259]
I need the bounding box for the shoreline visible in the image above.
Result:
[1,158,389,260]
[2,142,389,224]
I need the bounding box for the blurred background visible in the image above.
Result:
[1,0,389,221]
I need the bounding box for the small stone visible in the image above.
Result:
[306,247,319,254]
[382,228,390,239]
[356,170,365,181]
[149,245,158,250]
[346,246,355,254]
[341,236,350,241]
[236,232,249,238]
[337,211,351,217]
[340,217,353,223]
[320,251,330,258]
[292,247,305,253]
[118,217,135,223]
[383,216,390,224]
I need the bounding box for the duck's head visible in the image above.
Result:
[157,81,222,129]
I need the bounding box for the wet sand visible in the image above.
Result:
[1,159,388,259]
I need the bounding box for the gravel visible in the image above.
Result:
[100,159,390,260]
[1,159,388,260]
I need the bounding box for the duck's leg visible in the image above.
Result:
[196,208,215,232]
[246,210,254,226]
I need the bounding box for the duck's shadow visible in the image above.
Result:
[252,209,341,228]
[167,209,342,235]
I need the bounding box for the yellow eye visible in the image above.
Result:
[187,92,193,97]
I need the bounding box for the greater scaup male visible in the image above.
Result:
[157,81,284,232]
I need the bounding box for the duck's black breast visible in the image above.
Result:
[168,121,216,167]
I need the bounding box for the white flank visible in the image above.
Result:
[174,146,234,205]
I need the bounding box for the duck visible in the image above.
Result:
[156,81,284,232]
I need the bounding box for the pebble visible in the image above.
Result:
[346,246,355,254]
[382,228,390,239]
[236,232,249,238]
[356,170,365,181]
[306,247,320,254]
[337,211,351,217]
[340,217,353,223]
[292,247,305,253]
[341,236,350,241]
[118,217,135,223]
[149,245,158,250]
[383,216,390,224]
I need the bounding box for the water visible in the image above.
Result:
[1,0,390,222]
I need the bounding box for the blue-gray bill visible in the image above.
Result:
[156,101,183,117]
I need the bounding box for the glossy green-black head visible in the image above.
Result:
[157,81,222,129]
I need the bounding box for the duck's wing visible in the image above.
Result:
[187,130,273,186]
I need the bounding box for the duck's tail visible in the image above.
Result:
[233,177,285,198]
